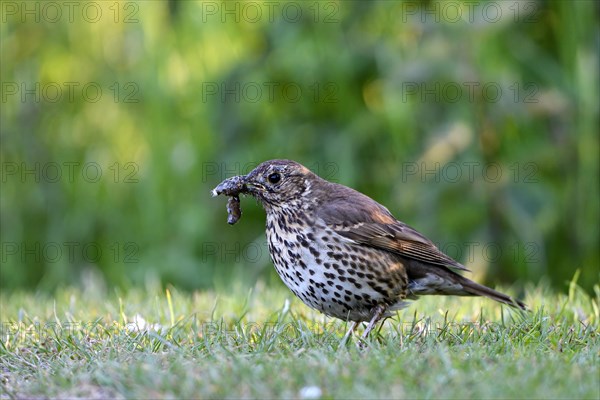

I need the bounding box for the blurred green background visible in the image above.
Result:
[1,0,598,294]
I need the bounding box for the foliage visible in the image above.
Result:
[1,1,598,292]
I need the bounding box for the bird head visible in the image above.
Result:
[243,159,315,208]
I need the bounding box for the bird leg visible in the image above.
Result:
[339,320,359,347]
[361,304,387,340]
[339,305,386,348]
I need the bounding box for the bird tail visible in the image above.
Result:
[454,274,527,310]
[406,263,527,310]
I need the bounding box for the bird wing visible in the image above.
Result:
[316,186,469,272]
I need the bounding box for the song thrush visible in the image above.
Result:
[212,159,526,342]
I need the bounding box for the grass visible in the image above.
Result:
[1,278,598,399]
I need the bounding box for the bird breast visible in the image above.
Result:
[265,209,409,322]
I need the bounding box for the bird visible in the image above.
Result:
[212,159,527,344]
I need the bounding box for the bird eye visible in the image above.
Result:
[267,173,281,184]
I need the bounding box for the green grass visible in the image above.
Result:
[1,279,598,399]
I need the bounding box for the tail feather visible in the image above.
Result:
[406,263,527,310]
[456,276,527,310]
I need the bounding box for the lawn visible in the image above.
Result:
[1,277,598,399]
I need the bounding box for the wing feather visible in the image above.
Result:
[316,183,468,272]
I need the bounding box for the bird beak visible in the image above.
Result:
[242,175,265,194]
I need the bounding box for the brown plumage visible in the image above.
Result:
[212,159,526,342]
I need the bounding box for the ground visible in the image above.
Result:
[1,278,598,399]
